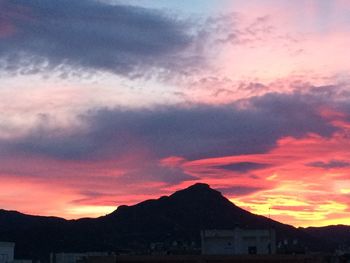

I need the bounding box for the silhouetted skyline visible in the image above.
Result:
[0,0,349,227]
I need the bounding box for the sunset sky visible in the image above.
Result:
[1,0,350,227]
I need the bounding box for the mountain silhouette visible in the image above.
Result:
[0,183,349,261]
[301,225,350,247]
[104,183,280,234]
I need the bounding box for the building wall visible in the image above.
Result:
[235,228,276,254]
[202,236,235,255]
[201,229,276,255]
[201,230,236,255]
[0,242,15,263]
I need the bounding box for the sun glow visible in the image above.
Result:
[64,205,116,219]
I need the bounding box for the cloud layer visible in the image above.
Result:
[0,90,338,162]
[0,0,195,77]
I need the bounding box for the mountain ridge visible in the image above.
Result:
[0,183,349,261]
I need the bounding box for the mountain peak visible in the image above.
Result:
[170,182,221,198]
[111,183,219,216]
[184,182,211,191]
[167,183,226,207]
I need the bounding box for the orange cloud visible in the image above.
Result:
[167,129,350,227]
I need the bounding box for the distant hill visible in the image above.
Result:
[301,225,350,248]
[0,183,348,261]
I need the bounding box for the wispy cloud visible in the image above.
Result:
[306,160,350,169]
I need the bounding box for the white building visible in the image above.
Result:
[201,228,276,255]
[0,242,15,263]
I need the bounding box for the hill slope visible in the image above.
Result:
[0,183,347,261]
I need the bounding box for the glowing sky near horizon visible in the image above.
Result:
[0,0,350,227]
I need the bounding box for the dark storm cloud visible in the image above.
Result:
[306,160,350,169]
[214,162,270,173]
[0,0,195,77]
[0,91,338,161]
